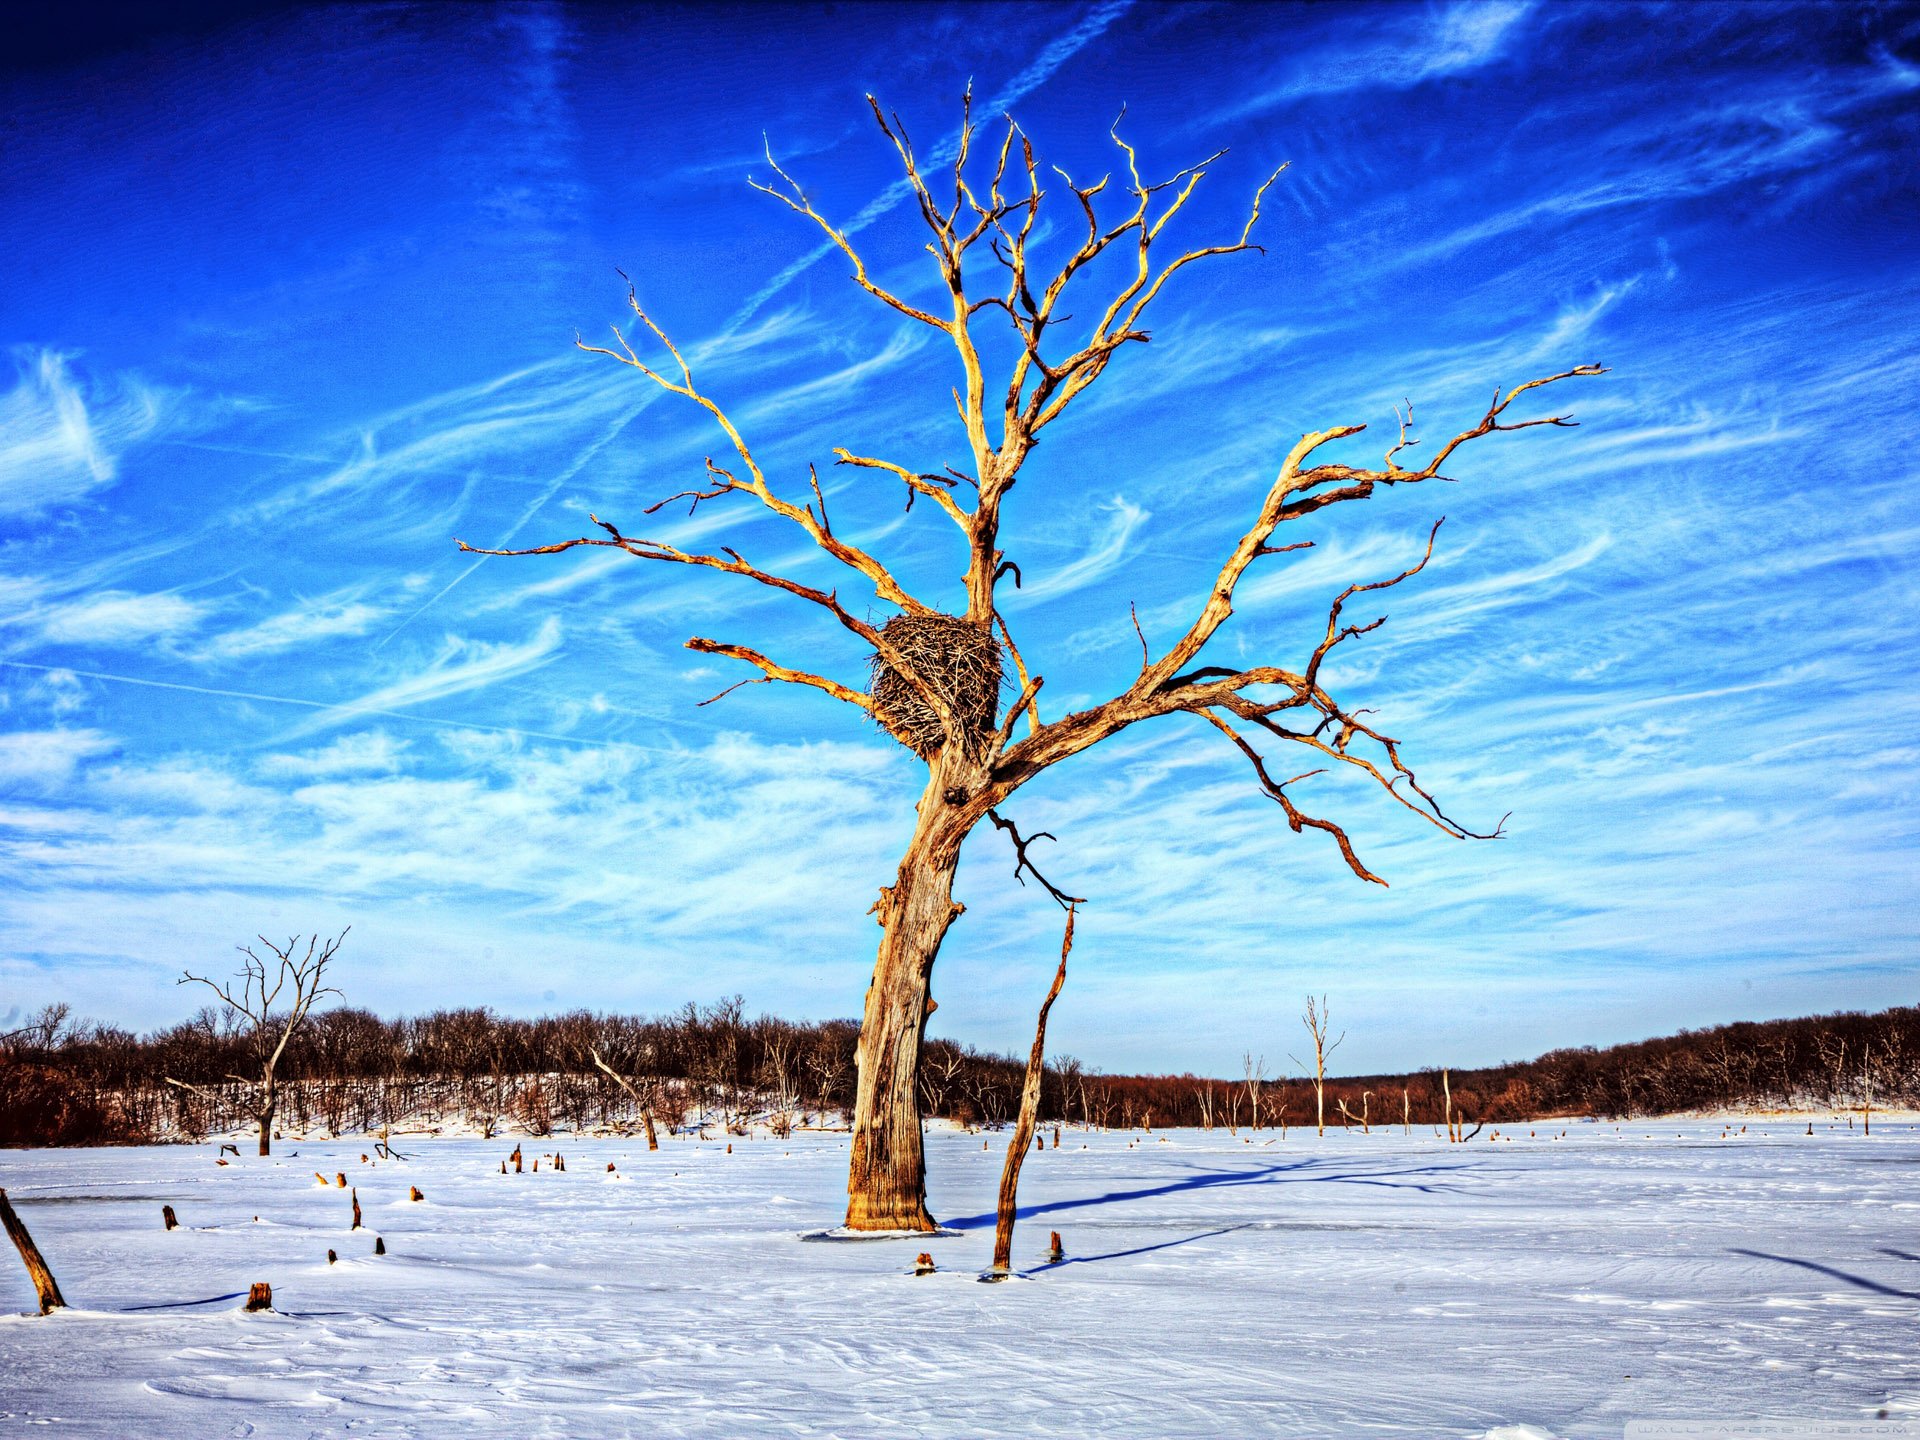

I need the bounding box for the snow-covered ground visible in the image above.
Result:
[2,1119,1914,1438]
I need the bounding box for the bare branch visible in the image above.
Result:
[986,808,1085,909]
[685,637,873,712]
[1195,711,1386,886]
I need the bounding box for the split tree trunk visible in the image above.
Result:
[845,767,972,1232]
[989,907,1073,1276]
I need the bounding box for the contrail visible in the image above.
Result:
[0,659,673,755]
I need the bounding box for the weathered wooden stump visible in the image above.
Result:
[350,1189,362,1230]
[1047,1230,1064,1264]
[512,1146,523,1173]
[373,1236,386,1256]
[244,1281,273,1311]
[409,1186,424,1202]
[913,1252,936,1275]
[327,1249,338,1265]
[162,1205,179,1232]
[0,1189,66,1314]
[335,1173,347,1188]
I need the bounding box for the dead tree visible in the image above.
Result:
[0,1188,66,1314]
[1291,995,1345,1137]
[458,93,1602,1228]
[1242,1053,1266,1133]
[174,931,345,1156]
[988,905,1075,1278]
[589,1045,661,1150]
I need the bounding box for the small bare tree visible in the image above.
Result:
[1290,995,1345,1137]
[174,931,345,1156]
[1242,1053,1266,1134]
[1194,1081,1215,1131]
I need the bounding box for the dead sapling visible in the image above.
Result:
[985,887,1081,1282]
[1290,996,1345,1138]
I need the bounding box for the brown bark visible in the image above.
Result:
[0,1189,66,1314]
[257,1094,274,1157]
[989,906,1074,1276]
[244,1281,272,1312]
[845,767,972,1231]
[162,1205,179,1231]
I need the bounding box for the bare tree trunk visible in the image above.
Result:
[0,1189,66,1314]
[988,907,1074,1277]
[846,774,969,1232]
[257,1092,274,1157]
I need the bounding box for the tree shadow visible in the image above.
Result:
[1732,1248,1920,1300]
[941,1154,1483,1232]
[120,1292,248,1311]
[1019,1222,1254,1275]
[1878,1248,1920,1264]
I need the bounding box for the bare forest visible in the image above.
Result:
[5,998,1913,1149]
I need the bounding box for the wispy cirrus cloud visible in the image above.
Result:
[1220,0,1535,119]
[0,727,116,789]
[1012,495,1152,602]
[200,595,388,660]
[0,350,163,516]
[33,590,209,647]
[278,618,566,739]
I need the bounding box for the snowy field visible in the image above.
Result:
[1,1119,1914,1438]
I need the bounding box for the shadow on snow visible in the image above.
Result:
[940,1154,1484,1234]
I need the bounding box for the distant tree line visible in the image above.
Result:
[3,997,1914,1147]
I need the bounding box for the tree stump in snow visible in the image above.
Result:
[373,1236,386,1256]
[0,1189,66,1314]
[1047,1231,1064,1264]
[335,1173,346,1188]
[162,1205,179,1231]
[350,1189,362,1230]
[512,1146,523,1173]
[327,1249,338,1265]
[409,1186,424,1202]
[244,1281,273,1311]
[914,1252,936,1275]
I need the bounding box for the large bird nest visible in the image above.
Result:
[869,612,1004,760]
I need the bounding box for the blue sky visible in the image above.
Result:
[2,1,1917,1074]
